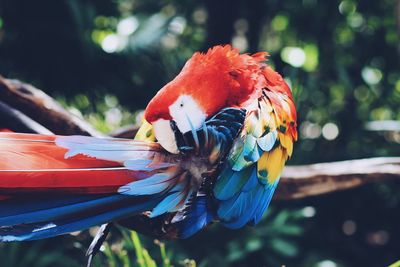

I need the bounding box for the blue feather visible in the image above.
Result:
[250,181,279,225]
[0,194,97,218]
[218,185,264,229]
[0,194,135,226]
[241,168,258,192]
[0,195,163,241]
[244,145,262,162]
[178,196,213,238]
[215,168,278,228]
[118,172,176,195]
[124,159,175,171]
[213,166,253,201]
[150,184,188,218]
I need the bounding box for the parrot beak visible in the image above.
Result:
[152,119,179,154]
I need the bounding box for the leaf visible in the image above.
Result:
[270,238,299,257]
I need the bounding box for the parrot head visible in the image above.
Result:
[144,45,269,153]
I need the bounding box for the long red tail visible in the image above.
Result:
[0,133,148,194]
[0,133,192,241]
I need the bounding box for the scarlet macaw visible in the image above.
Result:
[0,45,297,247]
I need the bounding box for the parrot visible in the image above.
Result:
[0,45,297,260]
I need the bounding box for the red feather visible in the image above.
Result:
[0,133,151,194]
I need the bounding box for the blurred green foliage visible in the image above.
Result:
[101,230,171,267]
[0,0,399,266]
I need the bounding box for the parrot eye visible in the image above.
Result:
[180,103,184,107]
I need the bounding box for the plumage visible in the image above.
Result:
[0,133,190,241]
[213,166,253,201]
[176,196,214,239]
[206,46,297,229]
[0,45,297,251]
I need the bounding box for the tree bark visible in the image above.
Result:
[0,76,103,136]
[0,100,53,134]
[277,157,400,200]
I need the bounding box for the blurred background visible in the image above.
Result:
[0,0,400,266]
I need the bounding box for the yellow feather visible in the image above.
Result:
[267,147,285,183]
[257,152,269,182]
[257,147,286,184]
[279,133,293,156]
[286,140,293,156]
[134,119,156,142]
[268,111,278,130]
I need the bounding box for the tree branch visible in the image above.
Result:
[0,76,103,136]
[109,125,139,138]
[276,157,400,200]
[0,100,53,134]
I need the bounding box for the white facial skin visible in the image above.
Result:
[152,95,206,154]
[169,95,207,134]
[152,119,179,154]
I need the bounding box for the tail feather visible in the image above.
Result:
[0,194,150,226]
[0,195,162,241]
[0,133,162,192]
[0,133,121,170]
[0,168,141,194]
[0,133,192,241]
[177,196,214,238]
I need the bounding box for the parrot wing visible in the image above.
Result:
[213,87,297,228]
[0,133,191,241]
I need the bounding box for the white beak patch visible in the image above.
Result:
[152,119,179,154]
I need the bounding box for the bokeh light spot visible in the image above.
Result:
[169,16,186,35]
[281,47,306,68]
[316,260,338,267]
[303,44,319,72]
[232,35,248,52]
[322,123,339,140]
[302,206,316,217]
[366,230,390,246]
[192,8,207,24]
[117,17,139,36]
[342,220,357,235]
[271,15,289,32]
[101,34,120,53]
[300,121,321,139]
[338,1,356,15]
[362,67,383,85]
[347,12,364,28]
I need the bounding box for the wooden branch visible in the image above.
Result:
[0,76,103,136]
[276,157,400,200]
[109,125,140,138]
[0,100,53,134]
